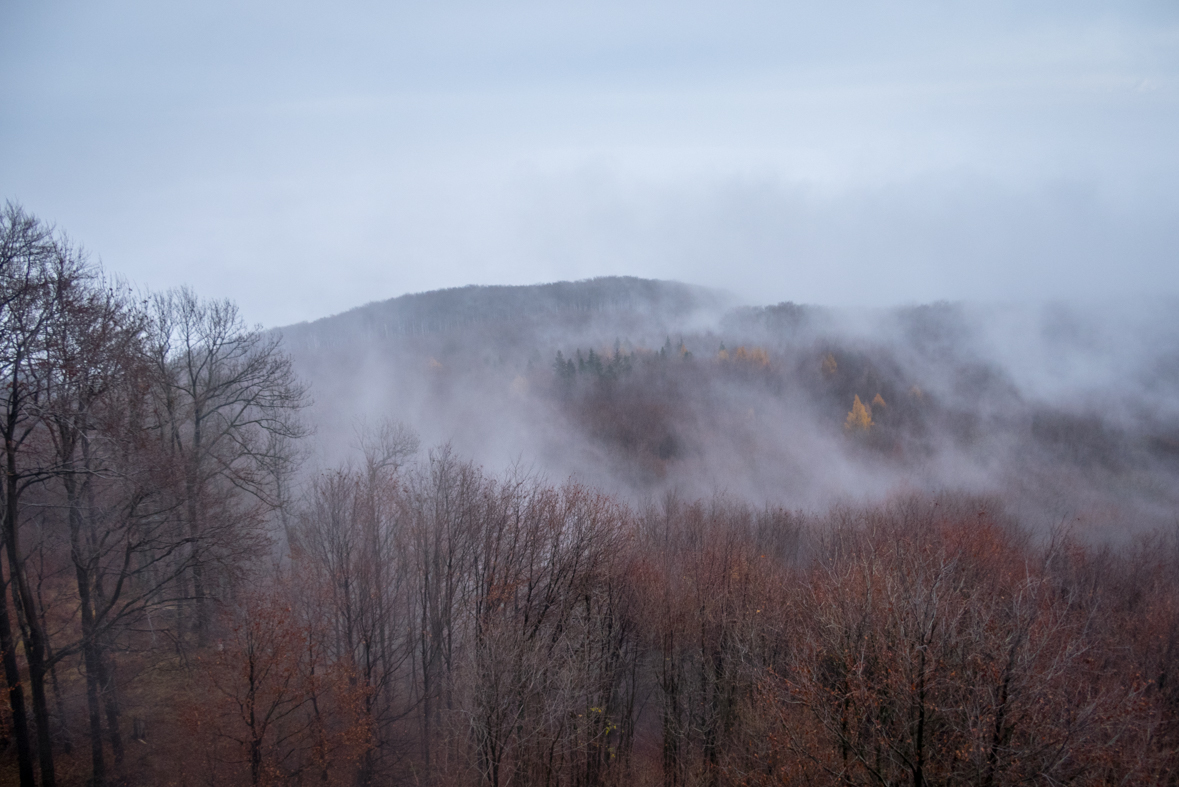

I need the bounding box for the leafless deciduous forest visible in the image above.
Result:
[3,204,1179,786]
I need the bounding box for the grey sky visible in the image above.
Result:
[3,1,1177,326]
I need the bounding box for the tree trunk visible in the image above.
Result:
[0,552,36,787]
[6,446,55,787]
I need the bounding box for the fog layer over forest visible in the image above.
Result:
[6,204,1179,787]
[279,276,1179,533]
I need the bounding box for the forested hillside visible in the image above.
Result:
[281,276,1179,531]
[3,205,1179,786]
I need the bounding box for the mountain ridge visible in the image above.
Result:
[275,276,736,349]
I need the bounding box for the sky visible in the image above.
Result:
[2,1,1178,327]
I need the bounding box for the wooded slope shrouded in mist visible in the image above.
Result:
[4,205,1179,787]
[280,275,1179,531]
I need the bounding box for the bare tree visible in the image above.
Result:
[403,446,480,779]
[148,286,309,644]
[286,420,419,783]
[34,261,205,787]
[186,584,370,787]
[0,201,58,786]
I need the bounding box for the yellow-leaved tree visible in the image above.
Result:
[733,346,770,367]
[845,395,873,432]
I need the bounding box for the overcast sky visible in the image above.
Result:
[2,1,1177,327]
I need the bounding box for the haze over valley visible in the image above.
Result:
[4,0,1179,784]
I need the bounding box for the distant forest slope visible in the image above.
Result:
[277,277,1179,533]
[278,276,732,348]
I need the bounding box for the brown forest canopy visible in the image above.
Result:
[2,203,1179,785]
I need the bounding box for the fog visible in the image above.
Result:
[276,278,1179,536]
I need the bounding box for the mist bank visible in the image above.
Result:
[277,276,1179,534]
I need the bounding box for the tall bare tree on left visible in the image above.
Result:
[0,202,58,787]
[0,204,147,787]
[1,204,195,787]
[35,255,194,787]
